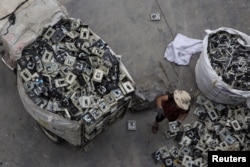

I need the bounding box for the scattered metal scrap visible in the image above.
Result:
[207,31,250,91]
[153,95,250,167]
[17,18,135,144]
[127,120,136,131]
[150,12,161,21]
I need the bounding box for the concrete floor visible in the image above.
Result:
[1,0,250,166]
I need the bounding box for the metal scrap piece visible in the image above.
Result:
[82,112,95,125]
[20,68,32,82]
[231,120,241,131]
[42,50,53,63]
[225,135,236,145]
[80,26,89,40]
[66,30,79,39]
[91,46,104,57]
[164,130,177,139]
[89,108,102,120]
[55,78,68,88]
[92,69,104,83]
[88,31,100,45]
[44,26,56,40]
[121,81,135,94]
[193,121,204,130]
[127,120,136,131]
[150,12,161,21]
[169,147,179,159]
[64,55,76,67]
[65,72,77,85]
[51,28,66,43]
[159,146,170,159]
[163,157,173,167]
[205,103,219,121]
[111,88,124,101]
[79,96,91,109]
[98,100,109,114]
[179,146,191,156]
[65,42,78,51]
[169,121,181,133]
[179,136,192,146]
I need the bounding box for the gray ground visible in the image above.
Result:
[1,0,250,166]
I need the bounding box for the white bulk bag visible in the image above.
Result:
[195,27,250,105]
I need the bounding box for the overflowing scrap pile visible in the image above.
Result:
[153,95,250,167]
[17,18,135,141]
[207,31,250,91]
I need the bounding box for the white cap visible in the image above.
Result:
[174,90,191,110]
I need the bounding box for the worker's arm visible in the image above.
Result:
[156,95,169,108]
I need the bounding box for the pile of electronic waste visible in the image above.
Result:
[152,95,250,167]
[17,18,135,141]
[207,31,250,91]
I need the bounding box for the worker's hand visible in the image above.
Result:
[156,108,164,117]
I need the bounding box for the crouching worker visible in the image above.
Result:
[152,90,191,134]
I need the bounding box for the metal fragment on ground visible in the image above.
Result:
[150,12,161,21]
[127,120,136,131]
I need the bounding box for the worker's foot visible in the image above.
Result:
[152,126,158,134]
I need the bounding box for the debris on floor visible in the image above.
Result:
[153,95,250,167]
[127,120,136,131]
[150,12,161,21]
[164,120,181,139]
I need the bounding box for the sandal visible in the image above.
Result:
[152,126,158,134]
